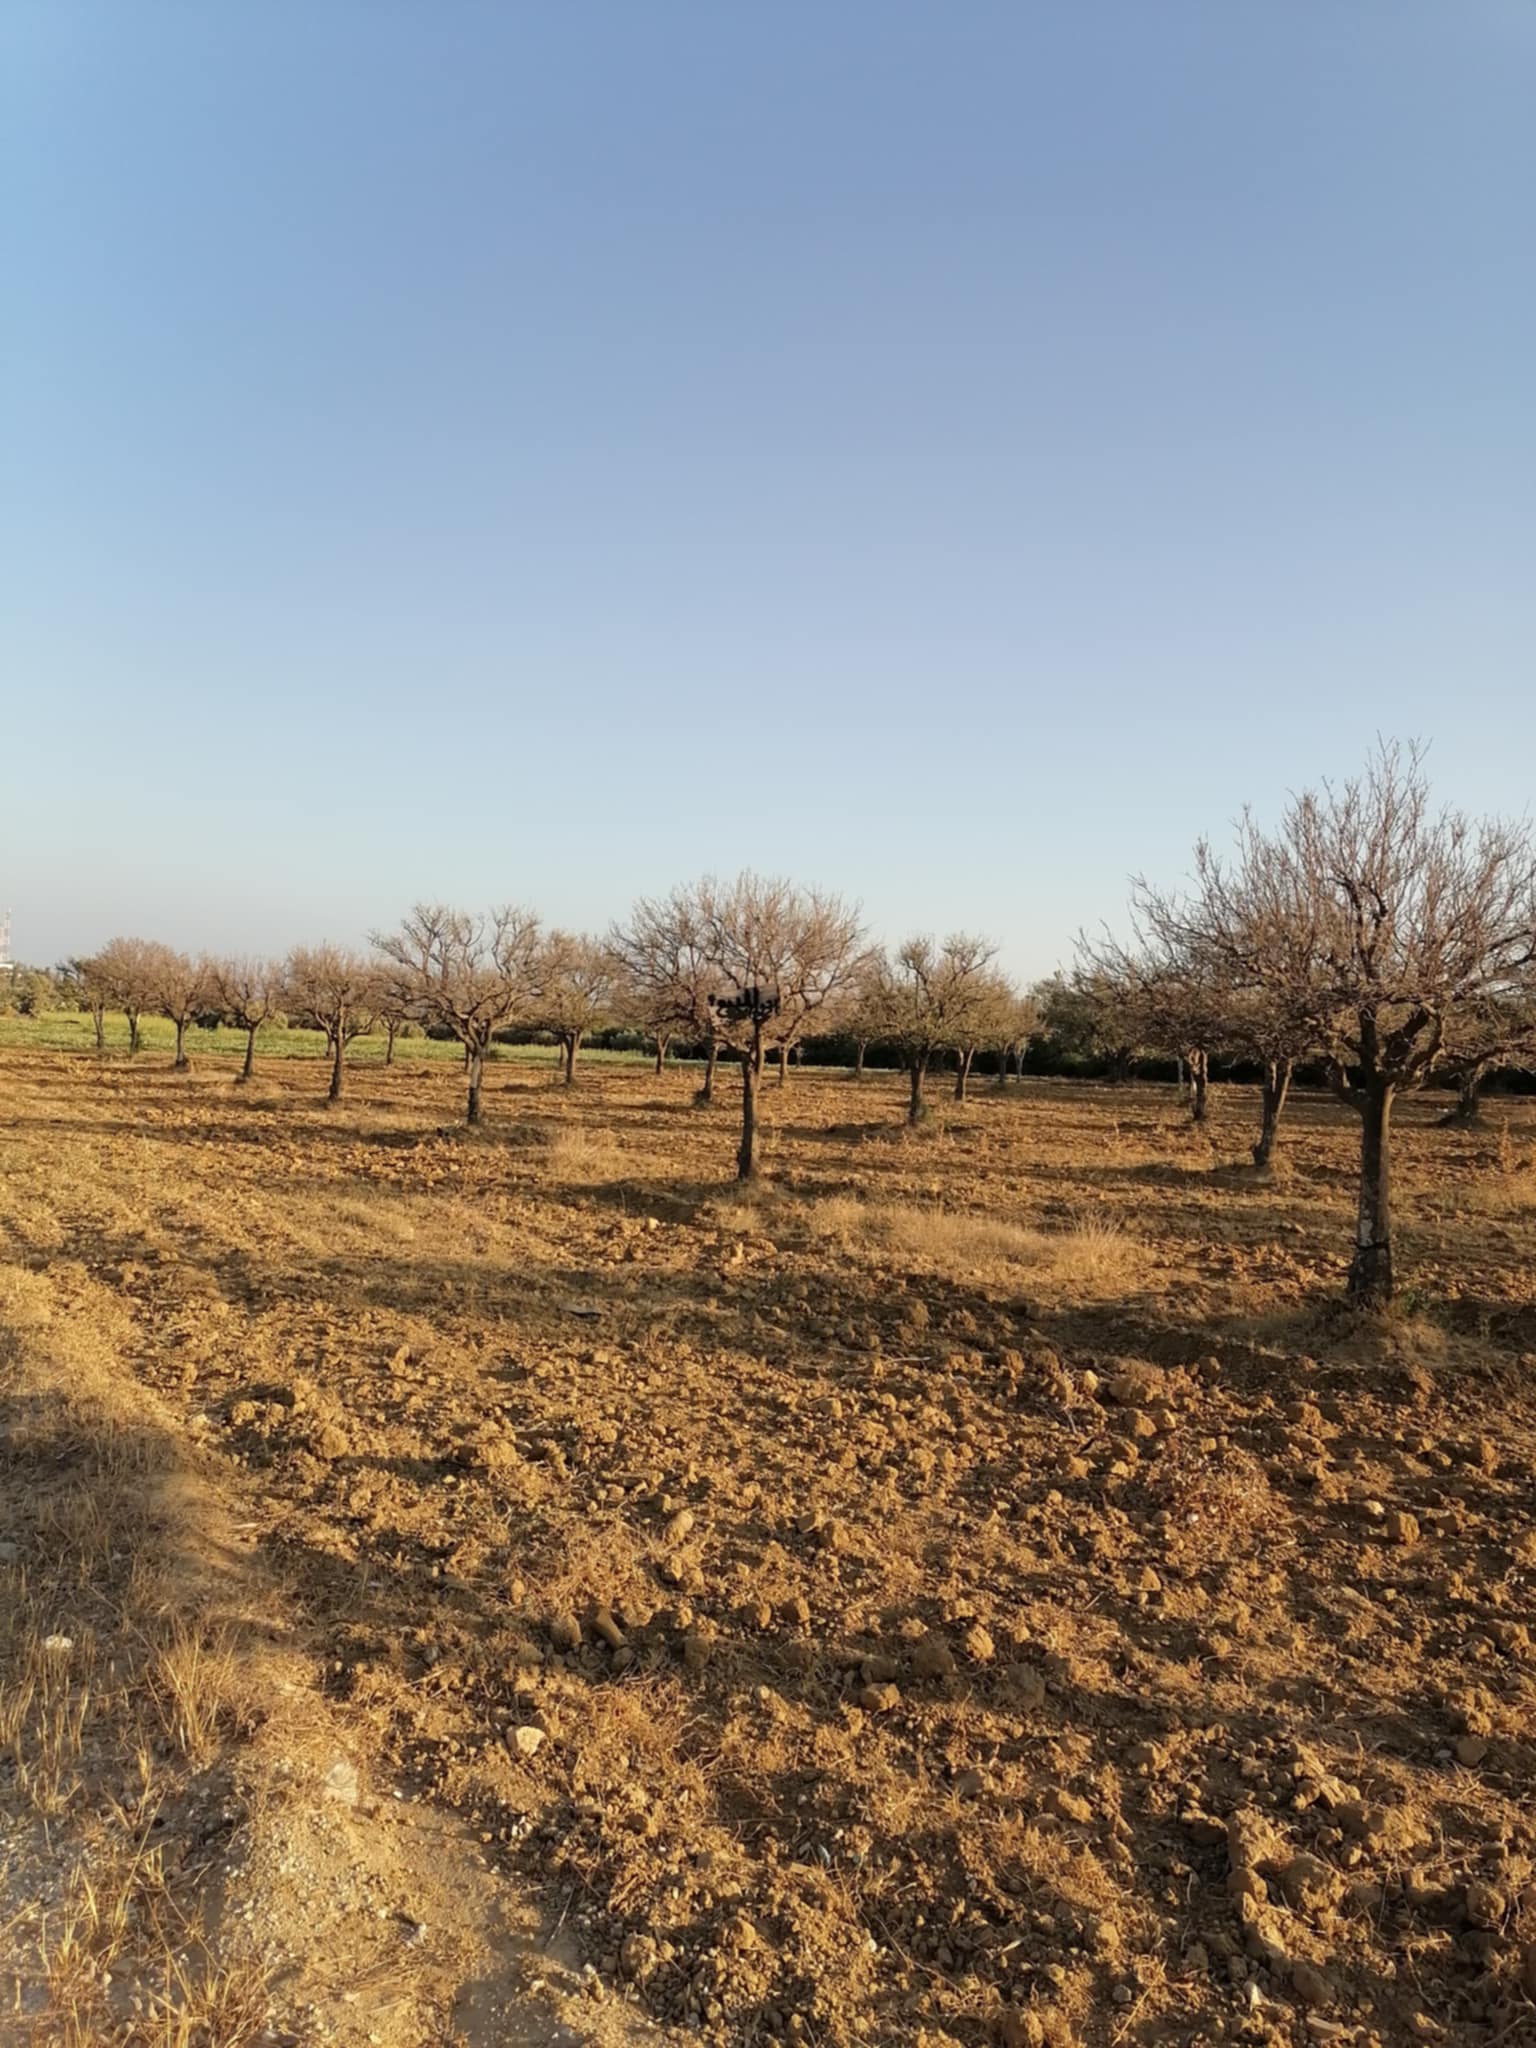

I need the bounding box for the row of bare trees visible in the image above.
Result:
[67,882,1049,1183]
[64,929,621,1104]
[59,748,1536,1306]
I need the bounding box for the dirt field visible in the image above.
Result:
[3,1049,1535,2048]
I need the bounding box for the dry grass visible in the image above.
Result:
[0,1276,267,2044]
[797,1193,1144,1294]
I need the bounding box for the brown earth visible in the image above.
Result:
[2,1049,1535,2048]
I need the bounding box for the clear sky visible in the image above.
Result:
[5,4,1534,978]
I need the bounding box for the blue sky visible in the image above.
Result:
[5,4,1534,977]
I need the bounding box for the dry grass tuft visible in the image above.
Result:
[797,1194,1143,1294]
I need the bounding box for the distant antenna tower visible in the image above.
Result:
[0,910,12,975]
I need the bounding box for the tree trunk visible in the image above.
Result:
[328,1032,345,1102]
[128,1010,141,1056]
[92,1002,106,1053]
[699,1033,719,1104]
[1108,1048,1131,1084]
[737,1039,761,1180]
[995,1049,1009,1088]
[173,1017,189,1070]
[854,1037,867,1080]
[1189,1049,1209,1124]
[654,1034,669,1074]
[777,1043,790,1089]
[1440,1064,1487,1126]
[241,1024,257,1082]
[1346,1080,1395,1307]
[564,1033,580,1086]
[1252,1057,1292,1166]
[385,1018,397,1067]
[954,1048,974,1102]
[908,1056,928,1126]
[466,1044,484,1123]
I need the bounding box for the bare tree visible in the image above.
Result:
[537,932,618,1086]
[952,968,1019,1103]
[610,889,721,1097]
[370,950,424,1069]
[1130,810,1328,1165]
[843,949,888,1080]
[865,934,1000,1126]
[994,987,1042,1087]
[1433,991,1536,1127]
[93,936,159,1056]
[142,946,209,1071]
[58,955,111,1052]
[284,946,378,1103]
[372,904,541,1123]
[208,955,281,1082]
[1039,968,1142,1082]
[692,873,862,1179]
[1157,745,1536,1303]
[1080,916,1229,1123]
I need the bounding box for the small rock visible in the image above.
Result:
[1004,1662,1047,1709]
[1107,1361,1163,1405]
[997,2011,1043,2048]
[1290,1959,1333,2009]
[322,1758,360,1805]
[1048,1786,1093,1825]
[910,1633,957,1680]
[1385,1509,1420,1545]
[548,1613,582,1652]
[510,1725,546,1760]
[1281,1853,1343,1913]
[859,1682,901,1713]
[592,1607,626,1650]
[1463,1880,1506,1928]
[961,1622,996,1665]
[1454,1734,1488,1767]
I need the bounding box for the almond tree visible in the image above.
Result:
[94,936,159,1055]
[284,945,378,1103]
[1039,969,1142,1082]
[372,904,540,1123]
[610,888,722,1097]
[868,934,1001,1126]
[1432,992,1536,1126]
[994,987,1042,1087]
[537,932,618,1085]
[58,955,111,1052]
[1080,918,1229,1123]
[144,946,209,1071]
[844,949,888,1080]
[952,967,1019,1103]
[692,873,862,1179]
[208,955,281,1082]
[1160,745,1536,1304]
[1130,816,1324,1164]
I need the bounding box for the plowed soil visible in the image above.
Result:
[3,1049,1535,2048]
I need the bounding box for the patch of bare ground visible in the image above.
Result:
[3,1050,1536,2046]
